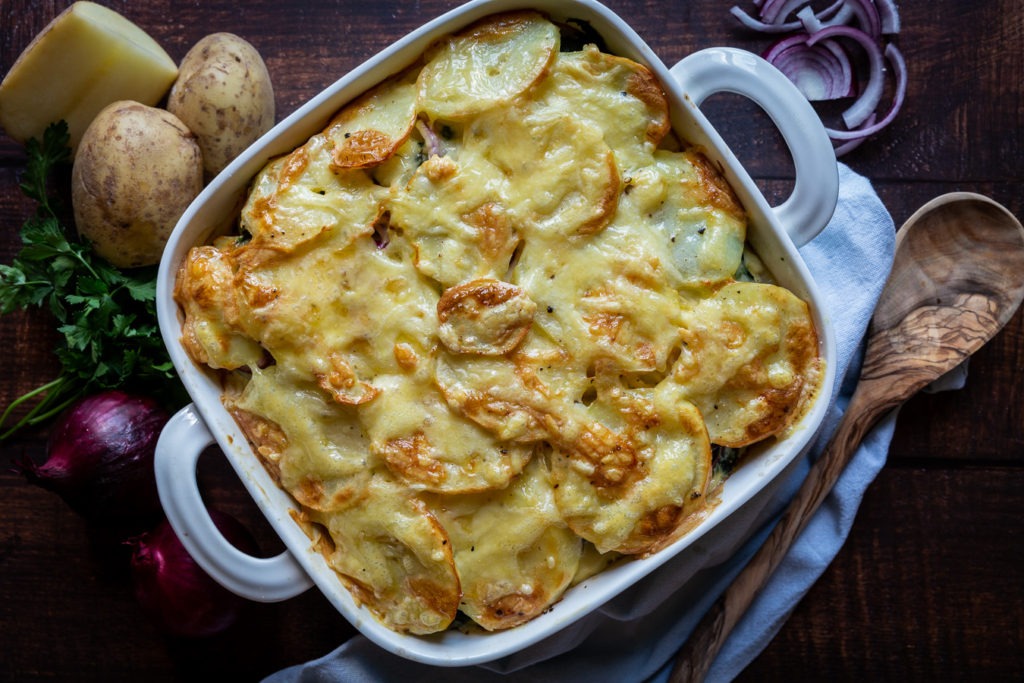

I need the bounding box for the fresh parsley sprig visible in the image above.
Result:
[0,122,183,439]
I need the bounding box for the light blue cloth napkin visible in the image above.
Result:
[264,162,898,683]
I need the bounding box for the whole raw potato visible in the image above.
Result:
[72,101,203,268]
[168,33,275,178]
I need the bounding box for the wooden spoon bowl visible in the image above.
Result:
[867,193,1024,401]
[670,192,1024,682]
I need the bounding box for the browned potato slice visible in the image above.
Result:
[385,154,519,287]
[537,45,670,166]
[417,11,559,120]
[239,134,384,255]
[671,281,821,447]
[474,112,619,239]
[434,351,562,444]
[437,279,536,355]
[231,365,376,507]
[513,219,687,374]
[313,350,381,405]
[173,246,264,370]
[360,371,532,493]
[307,474,460,635]
[549,378,712,555]
[624,149,747,286]
[324,67,419,170]
[428,457,581,631]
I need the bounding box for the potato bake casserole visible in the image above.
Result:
[174,10,823,636]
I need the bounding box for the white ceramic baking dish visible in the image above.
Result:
[154,0,839,666]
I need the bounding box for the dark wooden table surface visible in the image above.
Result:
[1,1,1021,680]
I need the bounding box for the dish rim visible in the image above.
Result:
[154,0,839,666]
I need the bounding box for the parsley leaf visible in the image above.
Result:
[0,122,185,439]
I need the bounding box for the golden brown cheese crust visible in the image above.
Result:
[174,11,823,636]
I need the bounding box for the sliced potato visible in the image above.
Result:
[626,149,747,286]
[437,279,536,355]
[513,220,687,374]
[239,133,384,254]
[429,457,581,631]
[173,246,263,370]
[360,371,532,493]
[549,379,712,555]
[474,112,620,239]
[385,153,519,287]
[434,351,560,444]
[417,11,559,120]
[324,67,419,170]
[232,364,374,496]
[307,474,460,635]
[671,281,821,447]
[537,45,670,165]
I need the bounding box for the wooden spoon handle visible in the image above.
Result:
[669,382,893,682]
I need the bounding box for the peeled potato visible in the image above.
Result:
[72,101,203,268]
[0,2,178,153]
[168,33,275,178]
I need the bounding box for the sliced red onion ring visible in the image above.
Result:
[415,119,444,158]
[764,34,855,101]
[825,43,907,141]
[840,0,882,39]
[875,0,901,33]
[730,5,804,33]
[797,2,852,33]
[807,24,885,129]
[821,39,856,96]
[730,1,904,153]
[758,0,793,24]
[832,113,877,156]
[770,0,810,24]
[733,0,850,33]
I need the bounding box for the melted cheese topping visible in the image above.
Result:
[427,457,581,631]
[174,10,823,636]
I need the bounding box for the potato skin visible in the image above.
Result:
[167,32,275,178]
[72,100,203,268]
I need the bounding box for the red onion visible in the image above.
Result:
[730,0,904,156]
[824,43,907,140]
[15,390,169,527]
[416,118,444,158]
[807,24,886,129]
[764,33,854,101]
[875,0,900,34]
[129,510,260,638]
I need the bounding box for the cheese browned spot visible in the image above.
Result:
[324,67,419,171]
[549,378,712,555]
[174,246,263,370]
[672,281,820,447]
[437,279,536,355]
[361,371,532,493]
[307,474,460,635]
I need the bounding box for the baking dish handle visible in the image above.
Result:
[669,47,838,247]
[155,404,314,602]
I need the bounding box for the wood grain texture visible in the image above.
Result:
[1,1,1022,681]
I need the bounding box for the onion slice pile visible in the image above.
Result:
[730,0,906,155]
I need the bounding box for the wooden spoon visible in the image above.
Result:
[670,192,1024,682]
